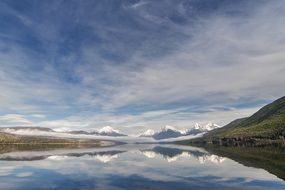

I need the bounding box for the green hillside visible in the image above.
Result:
[179,96,285,144]
[208,96,285,139]
[203,145,285,180]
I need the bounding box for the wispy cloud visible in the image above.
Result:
[127,1,148,10]
[0,0,284,132]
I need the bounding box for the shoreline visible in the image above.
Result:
[0,132,120,147]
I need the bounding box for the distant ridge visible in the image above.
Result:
[141,124,221,140]
[0,126,127,137]
[89,126,127,137]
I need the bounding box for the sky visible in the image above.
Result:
[0,0,284,134]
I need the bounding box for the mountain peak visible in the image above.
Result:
[194,123,202,130]
[192,123,220,131]
[152,125,182,140]
[98,126,119,134]
[91,126,127,137]
[162,125,178,131]
[204,123,221,131]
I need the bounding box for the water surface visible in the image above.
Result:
[0,144,284,190]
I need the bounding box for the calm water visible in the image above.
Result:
[0,144,284,190]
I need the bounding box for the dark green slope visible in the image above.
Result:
[206,117,248,137]
[203,145,285,180]
[207,96,285,139]
[180,96,285,144]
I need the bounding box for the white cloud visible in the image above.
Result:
[72,1,285,117]
[0,1,284,133]
[93,2,285,110]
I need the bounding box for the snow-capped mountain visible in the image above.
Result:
[65,126,126,136]
[152,125,183,140]
[194,123,202,130]
[1,123,219,139]
[140,123,221,140]
[90,126,126,137]
[203,123,221,131]
[192,122,221,132]
[182,123,221,136]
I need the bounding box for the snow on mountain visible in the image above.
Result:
[152,125,200,140]
[153,125,182,140]
[183,123,221,137]
[194,123,202,130]
[62,126,127,136]
[193,122,221,132]
[203,123,221,131]
[139,129,155,137]
[162,125,180,132]
[1,123,220,139]
[139,123,221,140]
[180,128,191,135]
[98,126,119,134]
[91,126,126,137]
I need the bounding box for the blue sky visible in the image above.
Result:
[0,0,284,133]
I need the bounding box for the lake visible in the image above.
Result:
[0,144,284,190]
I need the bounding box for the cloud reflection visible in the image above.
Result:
[0,144,284,190]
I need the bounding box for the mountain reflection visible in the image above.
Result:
[47,150,125,163]
[0,149,126,162]
[0,144,225,164]
[0,144,284,190]
[140,146,226,163]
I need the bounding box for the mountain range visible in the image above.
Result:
[140,123,221,140]
[67,126,127,137]
[0,123,220,140]
[1,96,284,144]
[0,126,127,137]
